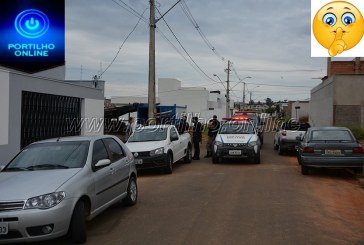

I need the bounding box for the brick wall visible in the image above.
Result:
[330,61,364,75]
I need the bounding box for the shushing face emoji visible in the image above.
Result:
[312,1,364,57]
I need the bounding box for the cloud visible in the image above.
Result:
[65,0,328,101]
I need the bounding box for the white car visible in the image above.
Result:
[212,119,261,164]
[0,135,137,244]
[126,125,192,174]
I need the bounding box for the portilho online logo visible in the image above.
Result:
[14,9,49,39]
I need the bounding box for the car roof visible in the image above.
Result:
[308,126,350,131]
[34,135,118,144]
[136,125,171,129]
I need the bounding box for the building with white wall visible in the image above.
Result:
[310,74,364,127]
[0,68,105,164]
[110,78,230,122]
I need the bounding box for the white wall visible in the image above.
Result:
[0,70,105,165]
[291,101,310,120]
[0,72,9,146]
[310,78,334,126]
[82,98,105,136]
[0,65,65,80]
[158,78,229,121]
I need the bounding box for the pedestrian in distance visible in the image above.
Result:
[192,117,203,160]
[125,117,134,140]
[205,115,220,158]
[177,115,190,134]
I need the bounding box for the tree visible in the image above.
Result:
[265,98,274,107]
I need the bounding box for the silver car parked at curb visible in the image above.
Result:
[0,135,137,244]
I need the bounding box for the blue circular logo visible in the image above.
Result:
[15,9,50,39]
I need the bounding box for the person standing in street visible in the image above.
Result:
[205,115,220,158]
[192,117,202,160]
[177,115,189,134]
[125,117,134,140]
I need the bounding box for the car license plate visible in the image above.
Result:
[0,223,8,235]
[135,159,143,165]
[325,149,341,155]
[229,150,241,155]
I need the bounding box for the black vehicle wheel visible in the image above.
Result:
[184,145,192,163]
[164,153,173,174]
[301,165,309,175]
[123,177,138,206]
[273,141,278,150]
[254,151,261,164]
[68,201,87,244]
[278,144,284,155]
[212,156,220,164]
[354,167,363,174]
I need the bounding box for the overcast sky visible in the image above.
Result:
[65,0,329,102]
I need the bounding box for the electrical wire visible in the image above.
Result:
[112,0,225,89]
[113,0,148,23]
[179,0,225,62]
[156,7,218,83]
[97,8,148,79]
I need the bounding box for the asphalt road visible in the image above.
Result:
[37,132,364,245]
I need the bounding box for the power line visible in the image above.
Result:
[113,0,148,23]
[112,0,224,89]
[244,82,312,88]
[156,7,217,83]
[233,68,323,73]
[97,8,147,79]
[179,0,225,62]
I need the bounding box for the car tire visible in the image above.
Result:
[354,167,363,174]
[278,144,284,155]
[212,156,220,164]
[184,145,192,163]
[164,153,173,174]
[254,151,261,164]
[301,165,309,175]
[68,201,87,244]
[123,177,138,206]
[273,141,278,150]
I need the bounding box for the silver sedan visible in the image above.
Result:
[296,127,364,175]
[0,135,137,244]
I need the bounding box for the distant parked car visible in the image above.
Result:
[126,124,192,174]
[233,112,264,145]
[0,135,137,244]
[296,127,364,175]
[274,121,310,154]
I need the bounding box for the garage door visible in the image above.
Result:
[21,91,81,148]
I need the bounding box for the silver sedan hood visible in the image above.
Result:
[0,169,81,201]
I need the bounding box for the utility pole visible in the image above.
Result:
[148,0,156,124]
[225,60,231,117]
[148,0,181,125]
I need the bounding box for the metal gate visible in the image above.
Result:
[21,91,82,148]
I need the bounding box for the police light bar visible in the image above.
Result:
[223,116,251,121]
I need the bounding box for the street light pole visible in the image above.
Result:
[225,60,231,117]
[248,85,260,104]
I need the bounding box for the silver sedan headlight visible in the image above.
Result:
[150,147,164,156]
[214,141,223,147]
[248,141,257,147]
[24,191,66,209]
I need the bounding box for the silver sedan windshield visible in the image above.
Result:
[4,141,90,171]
